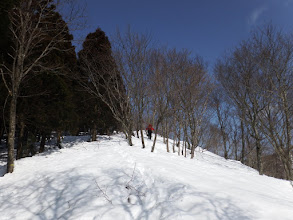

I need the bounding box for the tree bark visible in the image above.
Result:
[140,129,145,148]
[7,93,17,173]
[127,126,133,146]
[151,131,158,152]
[0,124,4,145]
[39,132,46,153]
[91,124,97,141]
[172,135,176,153]
[16,119,25,160]
[166,121,169,153]
[240,119,245,164]
[256,141,263,175]
[57,131,62,148]
[139,116,145,148]
[190,131,198,159]
[166,136,169,153]
[151,121,160,152]
[282,91,292,180]
[253,125,263,175]
[190,145,195,159]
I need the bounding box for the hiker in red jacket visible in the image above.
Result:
[146,124,154,140]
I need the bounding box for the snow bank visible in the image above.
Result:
[0,133,292,220]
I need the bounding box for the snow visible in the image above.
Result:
[0,133,293,220]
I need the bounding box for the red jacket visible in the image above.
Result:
[146,124,154,131]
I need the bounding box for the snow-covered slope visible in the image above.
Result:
[0,134,293,220]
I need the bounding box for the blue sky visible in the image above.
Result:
[76,0,293,68]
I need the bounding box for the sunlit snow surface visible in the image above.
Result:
[0,134,293,220]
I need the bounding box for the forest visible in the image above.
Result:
[0,0,292,182]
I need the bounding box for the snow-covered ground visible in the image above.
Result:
[0,133,293,220]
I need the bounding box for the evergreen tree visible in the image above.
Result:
[1,0,78,173]
[0,0,19,145]
[0,0,18,56]
[15,7,79,156]
[78,28,120,139]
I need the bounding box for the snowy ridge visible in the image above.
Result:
[0,133,293,220]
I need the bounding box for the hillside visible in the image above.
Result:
[0,133,293,220]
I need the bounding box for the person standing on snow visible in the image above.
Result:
[146,124,154,140]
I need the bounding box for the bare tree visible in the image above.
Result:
[254,25,293,180]
[147,48,212,157]
[202,123,222,155]
[112,27,153,148]
[211,87,232,159]
[0,0,83,173]
[215,24,293,178]
[230,114,242,160]
[149,48,182,152]
[215,41,266,174]
[179,57,211,159]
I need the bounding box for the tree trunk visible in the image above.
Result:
[91,124,97,141]
[240,119,245,164]
[224,141,228,159]
[282,91,292,180]
[127,125,133,146]
[254,126,263,175]
[223,133,228,159]
[151,122,160,152]
[246,134,252,167]
[172,138,176,153]
[284,156,292,180]
[140,129,145,148]
[177,139,180,155]
[0,124,4,145]
[234,138,238,161]
[275,146,292,180]
[217,107,228,159]
[151,132,158,152]
[166,122,169,153]
[191,145,195,159]
[39,133,46,153]
[57,131,62,148]
[256,141,263,175]
[190,133,198,159]
[139,115,145,148]
[7,93,17,173]
[166,136,169,153]
[16,119,25,160]
[177,125,182,156]
[18,129,28,158]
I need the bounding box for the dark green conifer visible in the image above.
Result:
[78,28,120,139]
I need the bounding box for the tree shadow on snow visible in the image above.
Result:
[0,166,254,220]
[95,167,254,220]
[0,168,113,220]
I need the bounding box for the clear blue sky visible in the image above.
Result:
[75,0,293,68]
